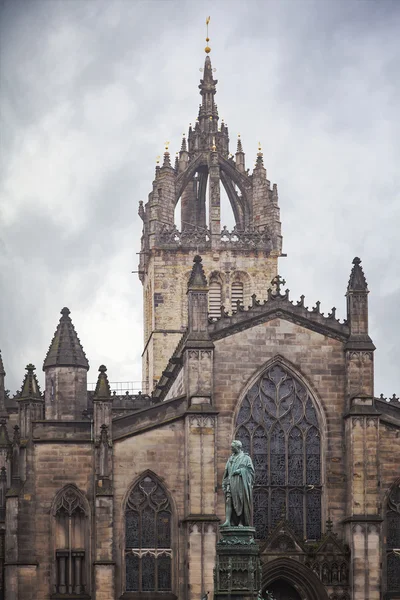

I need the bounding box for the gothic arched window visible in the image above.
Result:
[125,474,172,593]
[235,363,322,541]
[386,483,400,594]
[53,485,89,595]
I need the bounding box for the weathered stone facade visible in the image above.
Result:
[1,51,400,600]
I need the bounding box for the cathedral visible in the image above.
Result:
[0,41,400,600]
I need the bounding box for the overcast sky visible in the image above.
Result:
[0,0,399,398]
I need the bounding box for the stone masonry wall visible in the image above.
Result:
[143,248,278,390]
[211,318,347,530]
[32,443,93,600]
[113,419,186,599]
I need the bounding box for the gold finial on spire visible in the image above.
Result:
[211,136,217,152]
[156,156,160,164]
[258,141,263,155]
[205,16,211,54]
[164,141,170,152]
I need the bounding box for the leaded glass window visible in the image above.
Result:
[125,474,172,592]
[235,363,322,541]
[386,483,400,594]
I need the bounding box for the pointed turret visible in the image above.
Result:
[162,150,171,168]
[43,307,89,370]
[235,134,245,173]
[345,257,374,351]
[93,365,113,449]
[347,257,368,292]
[20,364,42,400]
[254,143,265,172]
[187,255,208,290]
[93,365,111,401]
[17,364,44,438]
[43,308,89,420]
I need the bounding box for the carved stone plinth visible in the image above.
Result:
[214,527,261,600]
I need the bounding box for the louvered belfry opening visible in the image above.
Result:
[208,280,222,319]
[231,281,244,310]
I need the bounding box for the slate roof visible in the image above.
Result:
[43,307,89,370]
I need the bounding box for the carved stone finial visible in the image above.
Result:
[347,256,368,292]
[19,363,42,400]
[270,275,286,296]
[187,255,208,290]
[93,365,112,401]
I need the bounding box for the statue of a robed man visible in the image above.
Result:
[221,439,255,527]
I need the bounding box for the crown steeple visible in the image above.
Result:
[137,26,282,393]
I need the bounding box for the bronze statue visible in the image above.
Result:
[221,439,255,527]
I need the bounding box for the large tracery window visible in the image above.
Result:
[386,483,400,595]
[125,474,172,593]
[235,363,322,542]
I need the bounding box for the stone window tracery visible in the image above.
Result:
[125,474,172,593]
[386,483,400,594]
[235,363,322,541]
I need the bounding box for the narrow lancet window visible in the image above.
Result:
[53,485,89,595]
[125,474,172,593]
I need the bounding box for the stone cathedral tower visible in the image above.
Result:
[138,52,282,392]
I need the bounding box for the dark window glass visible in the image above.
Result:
[158,556,172,591]
[126,554,139,592]
[253,488,269,539]
[126,510,139,548]
[235,364,322,541]
[125,475,172,592]
[306,490,321,540]
[142,555,155,591]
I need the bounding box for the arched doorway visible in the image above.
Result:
[267,579,301,600]
[263,558,329,600]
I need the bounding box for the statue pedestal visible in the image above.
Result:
[214,527,261,600]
